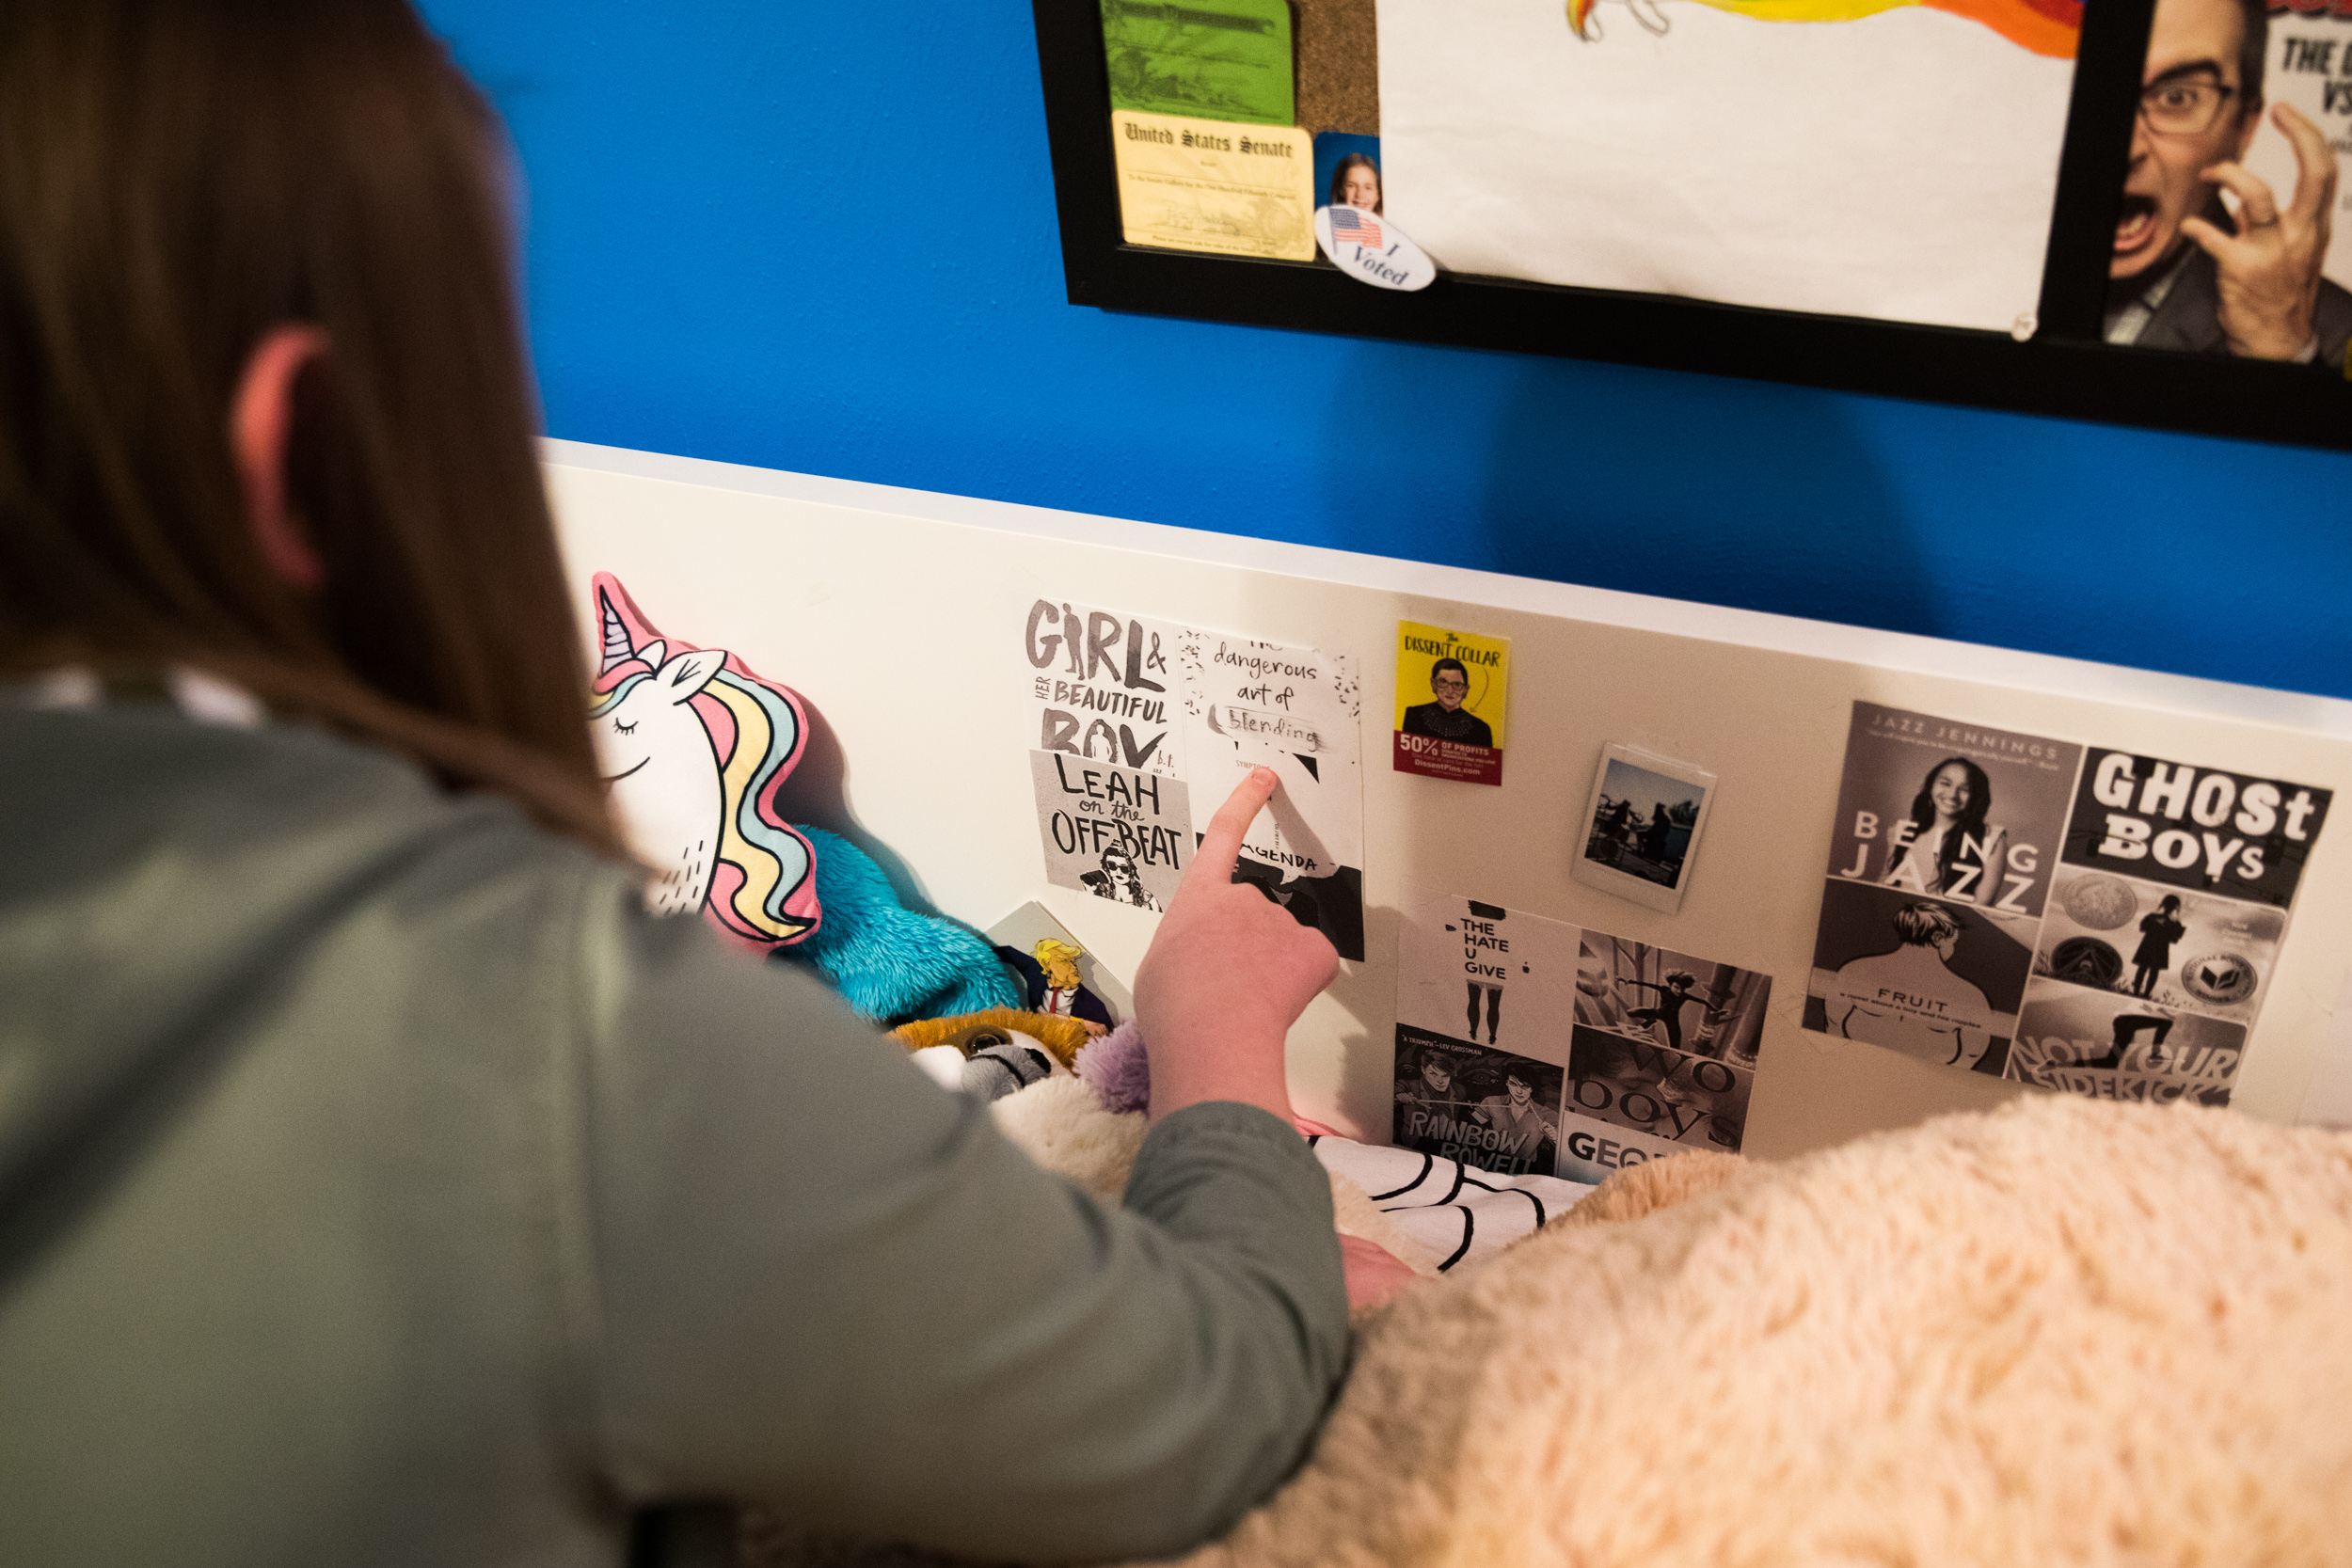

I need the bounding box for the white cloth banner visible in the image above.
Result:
[1312,1134,1592,1274]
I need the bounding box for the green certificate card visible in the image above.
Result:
[1101,0,1295,128]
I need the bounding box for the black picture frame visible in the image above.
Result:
[1032,0,2352,451]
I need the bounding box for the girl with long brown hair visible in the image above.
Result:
[0,4,1352,1561]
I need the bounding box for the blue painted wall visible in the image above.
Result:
[419,2,2352,700]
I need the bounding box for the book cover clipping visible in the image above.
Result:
[1393,621,1509,785]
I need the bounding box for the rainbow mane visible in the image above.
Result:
[702,668,819,945]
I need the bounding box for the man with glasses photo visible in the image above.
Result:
[1400,657,1494,749]
[2105,0,2350,364]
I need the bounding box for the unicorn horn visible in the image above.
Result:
[598,590,634,674]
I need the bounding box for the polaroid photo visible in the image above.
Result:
[1571,743,1719,914]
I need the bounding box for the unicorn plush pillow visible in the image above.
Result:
[588,573,822,950]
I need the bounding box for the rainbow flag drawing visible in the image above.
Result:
[1565,0,2081,56]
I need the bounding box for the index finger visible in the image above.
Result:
[2271,102,2339,228]
[1189,766,1277,884]
[2177,214,2244,266]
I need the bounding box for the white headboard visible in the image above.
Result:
[547,438,2352,1154]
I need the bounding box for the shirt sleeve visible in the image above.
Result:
[561,878,1348,1562]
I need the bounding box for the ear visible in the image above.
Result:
[596,587,638,674]
[658,648,725,701]
[230,324,331,591]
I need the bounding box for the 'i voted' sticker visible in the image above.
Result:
[1313,205,1436,292]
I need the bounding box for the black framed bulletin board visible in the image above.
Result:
[1033,0,2352,449]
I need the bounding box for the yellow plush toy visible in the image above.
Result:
[890,1007,1090,1066]
[891,1007,1095,1101]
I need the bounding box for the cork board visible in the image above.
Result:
[1295,0,1379,135]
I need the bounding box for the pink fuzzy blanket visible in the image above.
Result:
[755,1091,2352,1565]
[1168,1094,2352,1566]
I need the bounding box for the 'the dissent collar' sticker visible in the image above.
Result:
[1315,205,1437,292]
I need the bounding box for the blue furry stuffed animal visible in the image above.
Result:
[778,826,1021,1023]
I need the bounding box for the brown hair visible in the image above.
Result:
[0,0,616,851]
[1327,152,1382,214]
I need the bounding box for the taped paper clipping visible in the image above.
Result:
[1178,627,1366,959]
[1805,701,2331,1105]
[1392,621,1508,784]
[2103,0,2352,367]
[1028,751,1189,912]
[1101,0,1295,125]
[1394,886,1771,1185]
[1020,597,1366,958]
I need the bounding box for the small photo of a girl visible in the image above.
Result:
[1328,151,1381,214]
[1823,705,2084,929]
[1882,755,2007,905]
[1313,132,1384,218]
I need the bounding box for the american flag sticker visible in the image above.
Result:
[1329,205,1383,249]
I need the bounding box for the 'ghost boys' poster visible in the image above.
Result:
[1020,598,1366,958]
[2005,750,2331,1104]
[1805,701,2332,1107]
[1394,887,1770,1185]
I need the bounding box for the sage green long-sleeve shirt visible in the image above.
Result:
[0,694,1348,1566]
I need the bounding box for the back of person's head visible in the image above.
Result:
[0,0,613,847]
[1892,902,1961,947]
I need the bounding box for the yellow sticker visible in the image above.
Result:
[1111,111,1315,262]
[1394,621,1509,784]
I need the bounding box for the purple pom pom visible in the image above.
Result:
[1075,1020,1152,1115]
